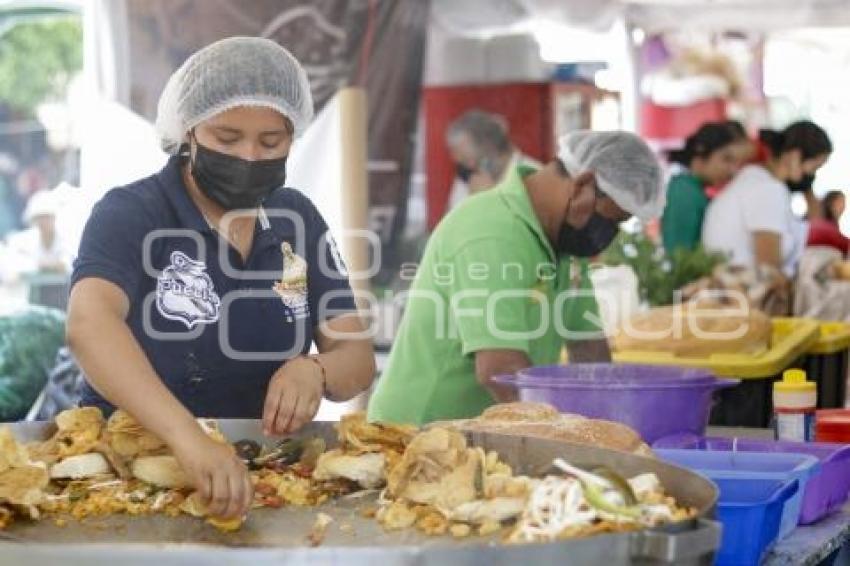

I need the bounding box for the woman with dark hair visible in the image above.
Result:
[724,119,758,168]
[66,38,376,520]
[703,120,833,304]
[796,189,850,320]
[775,123,833,219]
[807,190,848,255]
[823,191,846,224]
[661,122,738,253]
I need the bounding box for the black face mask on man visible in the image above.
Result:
[455,163,475,183]
[557,211,619,257]
[556,186,620,257]
[786,173,815,194]
[189,134,288,210]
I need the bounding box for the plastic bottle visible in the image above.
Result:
[773,369,817,442]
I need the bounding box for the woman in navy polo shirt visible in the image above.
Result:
[66,37,375,520]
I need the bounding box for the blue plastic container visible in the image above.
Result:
[713,478,799,566]
[656,448,819,539]
[653,434,850,524]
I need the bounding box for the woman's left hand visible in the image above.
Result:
[262,357,324,436]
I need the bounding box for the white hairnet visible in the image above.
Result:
[155,36,314,154]
[558,130,664,222]
[23,189,58,223]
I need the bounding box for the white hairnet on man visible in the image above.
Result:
[558,130,665,222]
[155,36,314,154]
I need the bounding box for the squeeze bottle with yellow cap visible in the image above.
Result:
[773,369,817,442]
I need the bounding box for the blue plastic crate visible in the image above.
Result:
[653,435,850,524]
[656,448,819,539]
[713,478,799,566]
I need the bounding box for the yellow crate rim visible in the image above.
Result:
[809,321,850,355]
[612,318,820,379]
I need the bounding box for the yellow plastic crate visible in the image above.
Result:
[612,317,820,379]
[809,322,850,355]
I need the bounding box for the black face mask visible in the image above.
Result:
[455,163,475,183]
[556,211,619,258]
[190,139,288,210]
[787,173,815,194]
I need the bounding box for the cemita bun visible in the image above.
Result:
[131,455,190,489]
[115,414,231,489]
[50,453,111,479]
[612,303,771,357]
[438,402,653,457]
[477,402,562,422]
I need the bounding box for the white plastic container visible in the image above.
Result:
[588,264,640,337]
[773,369,817,442]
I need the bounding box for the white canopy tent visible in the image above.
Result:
[429,0,850,35]
[625,0,850,33]
[3,0,850,246]
[4,0,845,198]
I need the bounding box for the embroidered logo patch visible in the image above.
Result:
[273,241,310,319]
[156,251,221,329]
[327,233,349,277]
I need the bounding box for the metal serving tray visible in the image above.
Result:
[0,420,722,566]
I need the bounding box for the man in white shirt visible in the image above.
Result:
[5,189,72,277]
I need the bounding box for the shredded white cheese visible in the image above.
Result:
[513,476,596,542]
[512,462,681,542]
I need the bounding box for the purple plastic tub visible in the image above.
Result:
[492,364,738,444]
[653,434,850,524]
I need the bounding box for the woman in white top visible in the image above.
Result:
[702,121,832,286]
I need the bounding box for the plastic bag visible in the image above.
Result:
[0,306,65,421]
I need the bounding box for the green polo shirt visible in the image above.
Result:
[367,165,603,425]
[661,172,708,254]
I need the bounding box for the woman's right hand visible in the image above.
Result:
[67,279,253,519]
[169,426,253,519]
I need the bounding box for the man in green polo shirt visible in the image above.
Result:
[368,131,664,425]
